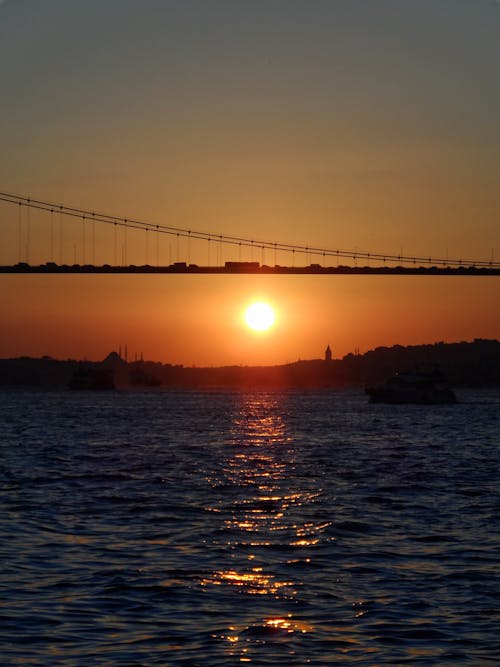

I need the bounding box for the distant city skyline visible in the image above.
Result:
[1,339,498,393]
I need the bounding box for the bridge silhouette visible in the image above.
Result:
[1,191,498,276]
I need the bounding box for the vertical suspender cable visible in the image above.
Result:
[156,226,159,266]
[18,203,22,263]
[59,207,63,264]
[82,216,86,265]
[50,209,54,262]
[26,201,31,264]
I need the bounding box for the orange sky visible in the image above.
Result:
[0,1,498,365]
[1,273,498,366]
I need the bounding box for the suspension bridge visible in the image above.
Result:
[1,191,498,275]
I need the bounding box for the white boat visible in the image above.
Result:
[366,366,456,404]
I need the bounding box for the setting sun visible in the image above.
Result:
[244,302,275,332]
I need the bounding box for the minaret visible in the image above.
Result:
[325,345,332,363]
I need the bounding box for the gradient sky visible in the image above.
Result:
[0,0,499,365]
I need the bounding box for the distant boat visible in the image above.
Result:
[366,366,456,404]
[68,365,115,390]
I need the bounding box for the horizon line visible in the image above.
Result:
[3,337,498,368]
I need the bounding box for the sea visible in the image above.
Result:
[1,388,499,666]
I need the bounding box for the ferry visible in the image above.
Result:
[68,365,115,390]
[366,366,456,404]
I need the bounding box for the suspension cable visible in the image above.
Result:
[0,191,497,268]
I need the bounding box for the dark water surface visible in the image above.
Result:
[1,389,499,665]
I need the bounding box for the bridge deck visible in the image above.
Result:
[1,263,499,276]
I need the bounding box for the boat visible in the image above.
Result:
[68,364,115,390]
[365,366,456,404]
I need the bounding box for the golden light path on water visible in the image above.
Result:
[201,394,333,659]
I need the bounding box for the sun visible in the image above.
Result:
[244,302,275,331]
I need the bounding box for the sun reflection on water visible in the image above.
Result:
[200,568,294,596]
[203,393,331,613]
[212,615,315,660]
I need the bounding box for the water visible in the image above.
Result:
[1,388,499,665]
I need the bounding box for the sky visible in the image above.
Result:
[0,0,499,365]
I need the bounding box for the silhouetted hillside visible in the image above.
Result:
[336,339,500,387]
[0,339,498,389]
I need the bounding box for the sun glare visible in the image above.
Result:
[244,302,275,332]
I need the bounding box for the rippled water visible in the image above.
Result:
[1,388,499,665]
